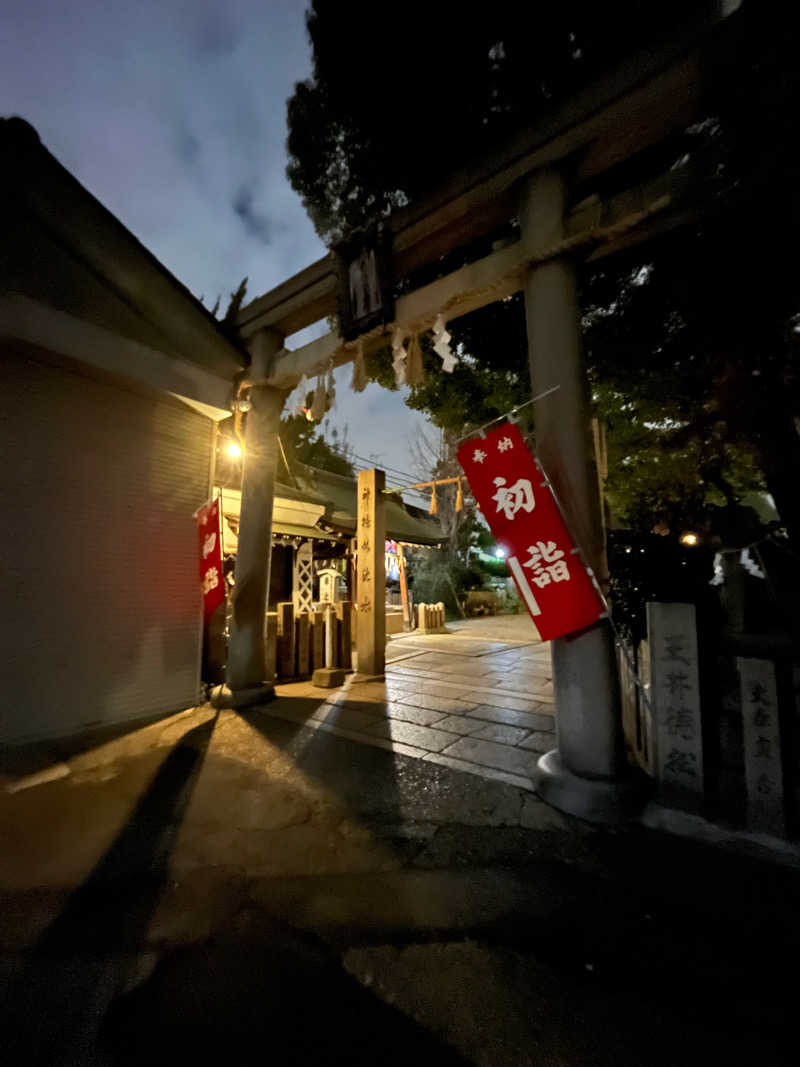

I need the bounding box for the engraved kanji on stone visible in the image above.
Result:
[750,682,770,706]
[361,487,371,501]
[753,705,771,728]
[361,515,371,529]
[754,736,773,759]
[756,773,773,796]
[492,477,535,520]
[361,569,371,583]
[665,672,691,700]
[667,707,696,741]
[663,748,697,779]
[360,540,370,552]
[663,633,690,665]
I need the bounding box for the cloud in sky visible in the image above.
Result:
[0,0,433,478]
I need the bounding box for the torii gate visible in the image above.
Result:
[215,4,742,822]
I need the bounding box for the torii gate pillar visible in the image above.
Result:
[213,327,286,708]
[519,169,641,821]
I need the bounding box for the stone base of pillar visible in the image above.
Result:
[350,673,385,684]
[533,749,647,824]
[312,667,346,688]
[210,683,275,709]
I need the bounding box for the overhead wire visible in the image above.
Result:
[332,450,436,501]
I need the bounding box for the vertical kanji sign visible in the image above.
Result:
[196,497,225,619]
[457,423,604,641]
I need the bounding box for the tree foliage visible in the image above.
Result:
[286,1,800,553]
[215,412,354,490]
[287,0,698,244]
[279,414,354,478]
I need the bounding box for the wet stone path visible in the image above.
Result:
[266,617,554,792]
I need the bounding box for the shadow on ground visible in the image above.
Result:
[1,717,217,1063]
[2,703,800,1066]
[102,913,471,1067]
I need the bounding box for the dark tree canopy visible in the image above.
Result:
[288,0,700,244]
[287,1,800,551]
[279,414,354,478]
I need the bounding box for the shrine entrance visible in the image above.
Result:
[213,8,738,823]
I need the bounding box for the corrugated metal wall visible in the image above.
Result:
[1,346,213,744]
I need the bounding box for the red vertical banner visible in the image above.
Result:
[196,497,225,619]
[457,423,605,641]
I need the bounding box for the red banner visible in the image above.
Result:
[457,423,604,641]
[196,497,225,619]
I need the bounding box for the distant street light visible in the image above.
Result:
[680,532,698,546]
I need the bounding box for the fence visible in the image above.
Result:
[267,600,352,682]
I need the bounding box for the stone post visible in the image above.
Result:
[354,469,386,680]
[213,328,285,708]
[336,600,353,670]
[312,605,345,688]
[519,169,637,821]
[738,658,786,837]
[647,602,704,812]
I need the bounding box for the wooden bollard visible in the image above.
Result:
[277,601,295,679]
[264,612,278,682]
[324,607,337,668]
[336,600,352,670]
[296,612,310,677]
[311,610,325,670]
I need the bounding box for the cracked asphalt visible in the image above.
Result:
[2,704,799,1065]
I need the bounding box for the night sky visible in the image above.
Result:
[1,0,430,483]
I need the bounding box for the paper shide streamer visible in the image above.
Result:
[391,327,408,386]
[308,360,336,421]
[351,340,368,392]
[432,314,458,373]
[710,547,766,586]
[289,373,310,418]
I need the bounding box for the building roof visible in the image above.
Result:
[218,464,444,549]
[0,117,246,386]
[294,465,444,546]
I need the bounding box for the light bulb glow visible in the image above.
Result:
[680,532,698,546]
[226,441,242,459]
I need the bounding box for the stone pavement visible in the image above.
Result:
[2,616,799,1065]
[265,615,555,791]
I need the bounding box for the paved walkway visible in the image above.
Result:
[266,615,554,792]
[2,615,799,1065]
